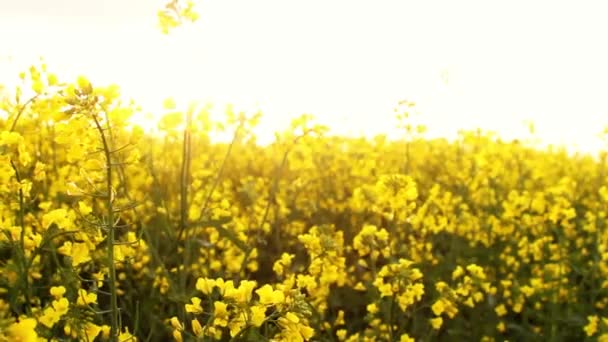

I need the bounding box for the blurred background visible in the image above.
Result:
[1,0,607,152]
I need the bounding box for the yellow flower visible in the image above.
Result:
[430,317,443,330]
[185,297,203,314]
[213,301,229,327]
[170,316,183,330]
[78,201,93,215]
[6,318,38,342]
[255,284,285,305]
[57,241,92,266]
[520,285,534,297]
[584,315,599,336]
[354,282,366,291]
[50,286,66,298]
[228,312,247,338]
[512,301,523,313]
[77,288,97,306]
[163,97,176,110]
[172,329,183,342]
[224,280,257,305]
[495,304,507,317]
[466,264,486,280]
[47,73,58,86]
[195,277,216,295]
[118,328,136,342]
[0,131,23,146]
[452,266,464,280]
[277,312,314,341]
[76,75,92,94]
[100,325,111,339]
[335,310,345,326]
[41,208,70,230]
[373,277,393,297]
[52,297,70,316]
[284,312,300,324]
[191,319,203,337]
[273,253,295,276]
[400,333,415,342]
[39,301,68,329]
[250,305,267,327]
[431,300,445,316]
[84,322,102,341]
[38,310,55,328]
[299,325,315,340]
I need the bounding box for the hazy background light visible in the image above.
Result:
[1,0,607,152]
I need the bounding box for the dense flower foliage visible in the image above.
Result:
[1,65,608,341]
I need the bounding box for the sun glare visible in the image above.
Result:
[1,0,608,152]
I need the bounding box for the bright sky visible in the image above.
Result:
[1,0,608,152]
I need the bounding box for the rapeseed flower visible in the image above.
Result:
[256,284,285,305]
[5,318,38,342]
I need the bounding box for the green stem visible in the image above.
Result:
[9,95,38,133]
[10,160,31,315]
[179,110,192,295]
[93,114,119,341]
[388,294,396,341]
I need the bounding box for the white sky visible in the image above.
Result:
[1,0,608,152]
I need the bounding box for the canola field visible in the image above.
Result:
[1,66,608,341]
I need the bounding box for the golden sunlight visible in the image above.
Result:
[1,0,607,151]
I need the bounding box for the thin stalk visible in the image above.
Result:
[9,95,38,133]
[10,160,31,315]
[259,135,303,252]
[3,95,37,316]
[93,114,119,341]
[176,121,242,289]
[388,295,395,341]
[404,140,411,174]
[178,110,192,297]
[176,120,242,242]
[179,113,192,239]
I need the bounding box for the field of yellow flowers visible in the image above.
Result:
[1,65,608,342]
